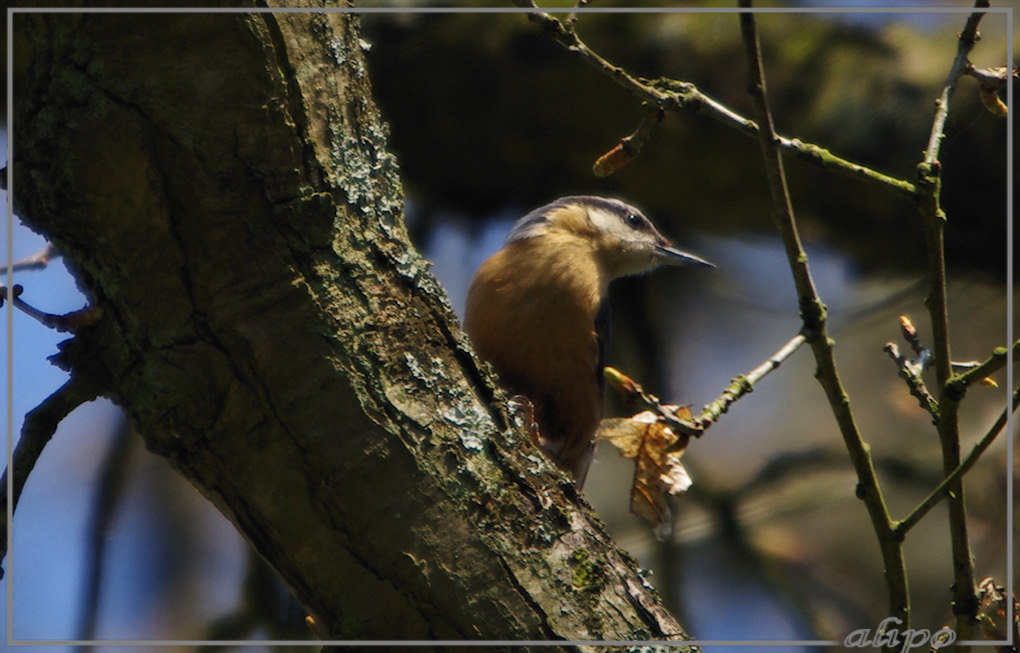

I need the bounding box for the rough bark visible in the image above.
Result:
[12,5,691,647]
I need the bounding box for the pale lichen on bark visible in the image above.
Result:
[11,6,694,647]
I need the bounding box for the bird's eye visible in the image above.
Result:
[625,213,646,230]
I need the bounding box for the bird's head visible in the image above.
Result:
[506,195,713,280]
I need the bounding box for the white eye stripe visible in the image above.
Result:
[587,207,620,233]
[588,206,653,237]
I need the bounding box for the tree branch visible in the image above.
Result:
[916,2,989,632]
[2,284,102,333]
[1,376,99,577]
[737,1,908,625]
[0,243,60,275]
[895,383,1018,538]
[945,340,1018,400]
[884,341,940,419]
[883,317,941,420]
[511,0,916,197]
[923,2,988,166]
[694,331,806,431]
[604,330,807,448]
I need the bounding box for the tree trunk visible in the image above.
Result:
[12,4,691,647]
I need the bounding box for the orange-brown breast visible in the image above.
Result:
[464,236,606,478]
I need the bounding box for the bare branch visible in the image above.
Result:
[966,63,1014,117]
[603,366,701,440]
[916,2,990,630]
[511,0,916,196]
[884,316,942,419]
[1,376,100,577]
[603,331,807,449]
[895,384,1019,538]
[737,1,908,625]
[945,340,1018,400]
[695,332,806,431]
[0,243,61,275]
[884,341,940,419]
[923,2,989,165]
[964,63,1016,87]
[565,0,587,30]
[2,284,102,333]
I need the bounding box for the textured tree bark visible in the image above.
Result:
[12,4,691,647]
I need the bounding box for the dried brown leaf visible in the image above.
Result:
[598,406,694,540]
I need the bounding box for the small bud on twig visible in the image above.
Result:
[592,107,663,177]
[885,317,939,418]
[965,63,1014,117]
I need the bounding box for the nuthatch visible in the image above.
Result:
[464,196,712,485]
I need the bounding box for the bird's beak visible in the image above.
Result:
[654,244,714,268]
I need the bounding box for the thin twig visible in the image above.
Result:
[1,376,99,576]
[923,2,988,165]
[511,0,916,197]
[2,284,102,333]
[0,243,60,275]
[737,1,908,625]
[895,384,1019,538]
[603,367,700,439]
[944,340,1018,401]
[884,314,939,417]
[695,332,806,429]
[916,2,989,633]
[967,63,1014,117]
[603,331,807,449]
[884,342,940,419]
[565,0,587,29]
[965,63,1017,87]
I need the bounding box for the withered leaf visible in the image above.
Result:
[598,406,693,541]
[976,577,1019,644]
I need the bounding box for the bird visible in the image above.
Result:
[464,196,712,486]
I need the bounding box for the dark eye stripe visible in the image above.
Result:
[624,211,653,232]
[544,195,656,235]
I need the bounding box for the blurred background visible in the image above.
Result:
[3,2,1015,650]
